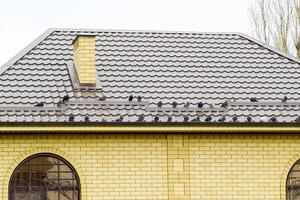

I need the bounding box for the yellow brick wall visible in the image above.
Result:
[167,135,191,200]
[73,36,96,84]
[0,133,300,200]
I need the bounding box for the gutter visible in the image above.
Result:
[0,122,299,133]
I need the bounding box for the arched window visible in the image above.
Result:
[287,159,300,200]
[9,154,80,200]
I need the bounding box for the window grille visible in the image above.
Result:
[287,159,300,200]
[9,154,80,200]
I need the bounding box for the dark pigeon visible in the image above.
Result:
[63,95,69,102]
[137,96,142,102]
[250,97,258,102]
[197,102,204,108]
[128,95,134,101]
[34,102,44,107]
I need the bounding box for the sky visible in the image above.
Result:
[0,0,251,66]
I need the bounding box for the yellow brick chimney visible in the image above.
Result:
[73,35,96,85]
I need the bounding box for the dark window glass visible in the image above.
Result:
[9,154,80,200]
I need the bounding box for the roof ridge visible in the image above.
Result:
[238,33,300,65]
[50,27,240,35]
[0,28,55,76]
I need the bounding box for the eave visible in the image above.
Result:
[0,122,299,133]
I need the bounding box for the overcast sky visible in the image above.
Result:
[0,0,251,66]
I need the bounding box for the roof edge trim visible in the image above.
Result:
[51,27,241,35]
[238,33,300,65]
[0,126,299,133]
[0,28,55,75]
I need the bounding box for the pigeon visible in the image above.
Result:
[295,116,300,123]
[282,96,288,103]
[63,95,69,102]
[184,102,190,108]
[34,102,44,107]
[137,95,142,102]
[128,95,134,101]
[172,101,177,108]
[157,101,163,108]
[232,116,238,122]
[137,114,144,122]
[209,104,214,109]
[84,116,90,122]
[192,116,200,122]
[154,116,159,122]
[69,115,75,122]
[197,102,204,108]
[183,116,189,122]
[218,116,226,122]
[250,97,258,102]
[221,101,228,108]
[205,115,212,122]
[56,101,62,108]
[270,117,277,122]
[99,96,106,101]
[115,116,123,122]
[247,116,252,122]
[167,116,172,122]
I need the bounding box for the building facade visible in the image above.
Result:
[1,133,300,200]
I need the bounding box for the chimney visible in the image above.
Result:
[73,35,96,86]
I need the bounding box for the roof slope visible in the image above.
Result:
[0,28,299,123]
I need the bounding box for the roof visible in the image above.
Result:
[0,28,300,124]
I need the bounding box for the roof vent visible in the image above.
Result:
[72,35,96,86]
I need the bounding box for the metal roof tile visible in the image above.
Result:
[0,28,299,123]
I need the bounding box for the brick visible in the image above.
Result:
[1,134,300,199]
[73,35,96,85]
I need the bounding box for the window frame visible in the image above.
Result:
[286,159,300,200]
[8,153,81,200]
